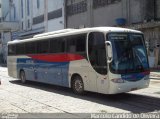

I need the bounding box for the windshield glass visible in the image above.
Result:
[108,33,149,74]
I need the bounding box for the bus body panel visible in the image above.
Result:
[69,59,99,92]
[7,27,150,95]
[69,60,110,94]
[14,55,70,87]
[108,71,150,94]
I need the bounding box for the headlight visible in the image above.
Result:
[111,78,126,83]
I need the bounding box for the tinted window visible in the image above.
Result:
[88,32,107,75]
[66,36,76,53]
[16,43,25,55]
[50,38,65,53]
[66,34,86,53]
[108,33,149,74]
[37,40,49,54]
[25,42,36,54]
[8,45,16,55]
[76,35,86,52]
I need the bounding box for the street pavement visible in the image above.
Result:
[0,66,160,118]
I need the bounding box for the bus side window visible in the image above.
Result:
[66,36,76,53]
[37,40,49,54]
[50,38,65,53]
[8,45,16,55]
[66,34,86,53]
[88,32,107,75]
[16,43,25,55]
[25,42,36,54]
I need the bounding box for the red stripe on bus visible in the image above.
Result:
[142,71,150,75]
[28,54,84,62]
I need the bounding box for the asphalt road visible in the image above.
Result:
[0,66,160,118]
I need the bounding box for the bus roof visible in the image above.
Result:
[8,27,142,45]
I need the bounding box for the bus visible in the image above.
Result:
[7,27,150,94]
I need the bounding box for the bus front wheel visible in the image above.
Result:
[20,71,26,84]
[72,75,84,95]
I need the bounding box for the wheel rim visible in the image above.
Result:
[74,79,83,92]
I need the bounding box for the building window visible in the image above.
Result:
[33,15,44,25]
[27,0,30,16]
[21,0,23,18]
[93,0,121,9]
[67,0,87,16]
[37,0,40,9]
[21,22,23,30]
[48,8,62,20]
[27,19,30,28]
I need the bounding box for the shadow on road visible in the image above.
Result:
[10,80,160,113]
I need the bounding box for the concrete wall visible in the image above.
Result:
[31,0,44,30]
[129,0,143,24]
[66,0,147,28]
[93,2,122,27]
[66,0,89,28]
[1,0,9,21]
[2,32,11,62]
[18,0,65,32]
[67,12,88,28]
[46,0,65,32]
[66,0,156,28]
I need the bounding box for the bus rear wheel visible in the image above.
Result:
[72,75,84,95]
[20,71,26,84]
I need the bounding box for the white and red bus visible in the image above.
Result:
[7,27,150,94]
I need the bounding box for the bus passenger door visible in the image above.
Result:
[88,32,109,94]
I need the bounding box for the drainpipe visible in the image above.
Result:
[64,0,67,29]
[44,0,48,32]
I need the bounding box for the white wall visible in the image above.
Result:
[47,0,64,31]
[32,0,65,32]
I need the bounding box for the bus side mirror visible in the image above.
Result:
[105,41,113,63]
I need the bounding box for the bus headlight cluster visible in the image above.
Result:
[111,78,126,83]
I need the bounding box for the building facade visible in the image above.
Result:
[13,0,65,39]
[66,0,160,68]
[1,0,160,68]
[66,0,147,28]
[0,0,65,63]
[0,0,19,63]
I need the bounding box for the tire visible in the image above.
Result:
[20,71,26,84]
[72,75,84,94]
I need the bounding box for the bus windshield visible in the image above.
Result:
[108,33,149,74]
